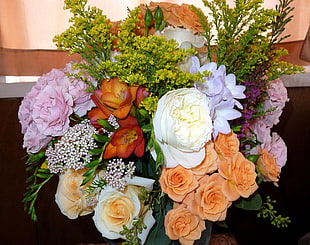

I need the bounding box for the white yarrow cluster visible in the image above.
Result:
[103,159,136,191]
[46,120,98,174]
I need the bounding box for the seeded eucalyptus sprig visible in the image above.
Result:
[257,196,291,228]
[120,217,146,245]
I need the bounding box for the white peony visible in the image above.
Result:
[153,88,213,168]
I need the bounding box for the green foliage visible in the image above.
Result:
[145,193,172,245]
[257,196,291,228]
[193,0,302,82]
[54,1,204,114]
[82,141,107,186]
[84,177,107,198]
[54,0,114,61]
[23,152,53,221]
[234,192,262,210]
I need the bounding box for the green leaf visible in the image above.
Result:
[93,134,110,143]
[36,173,53,179]
[85,158,101,168]
[22,192,37,202]
[25,175,35,183]
[26,166,36,172]
[138,108,151,118]
[97,119,116,132]
[247,154,260,163]
[142,124,153,133]
[26,151,45,164]
[81,174,94,186]
[145,212,170,245]
[234,192,262,210]
[37,168,51,173]
[89,148,104,155]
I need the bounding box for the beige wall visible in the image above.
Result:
[0,0,309,50]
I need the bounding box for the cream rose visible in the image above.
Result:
[55,168,94,219]
[93,176,155,244]
[153,88,213,168]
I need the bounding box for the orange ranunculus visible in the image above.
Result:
[214,131,240,159]
[159,165,199,202]
[190,141,219,179]
[183,173,231,222]
[164,204,206,245]
[219,152,258,201]
[88,78,138,126]
[137,2,205,36]
[257,148,280,186]
[103,116,145,159]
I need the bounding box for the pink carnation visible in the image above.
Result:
[250,118,271,144]
[32,85,73,137]
[22,122,52,154]
[267,78,288,104]
[18,62,96,153]
[64,62,96,116]
[264,78,289,127]
[262,132,287,169]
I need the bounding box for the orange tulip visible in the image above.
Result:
[103,116,145,159]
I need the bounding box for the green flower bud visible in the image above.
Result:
[154,6,163,30]
[144,5,153,29]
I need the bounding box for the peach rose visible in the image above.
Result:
[219,152,258,201]
[164,204,206,245]
[257,148,280,186]
[184,173,231,222]
[138,2,205,35]
[190,141,219,179]
[159,165,199,202]
[55,168,94,219]
[214,131,240,159]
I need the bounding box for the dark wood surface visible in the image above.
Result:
[1,86,309,245]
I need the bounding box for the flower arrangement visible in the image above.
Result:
[19,0,303,244]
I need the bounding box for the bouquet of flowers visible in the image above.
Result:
[18,0,303,244]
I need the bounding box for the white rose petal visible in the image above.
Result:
[160,26,205,49]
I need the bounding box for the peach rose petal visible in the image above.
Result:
[219,152,258,201]
[190,141,219,178]
[159,165,199,202]
[214,131,240,159]
[164,204,206,245]
[184,173,232,222]
[257,148,280,186]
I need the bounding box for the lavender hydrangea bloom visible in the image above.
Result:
[190,56,245,138]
